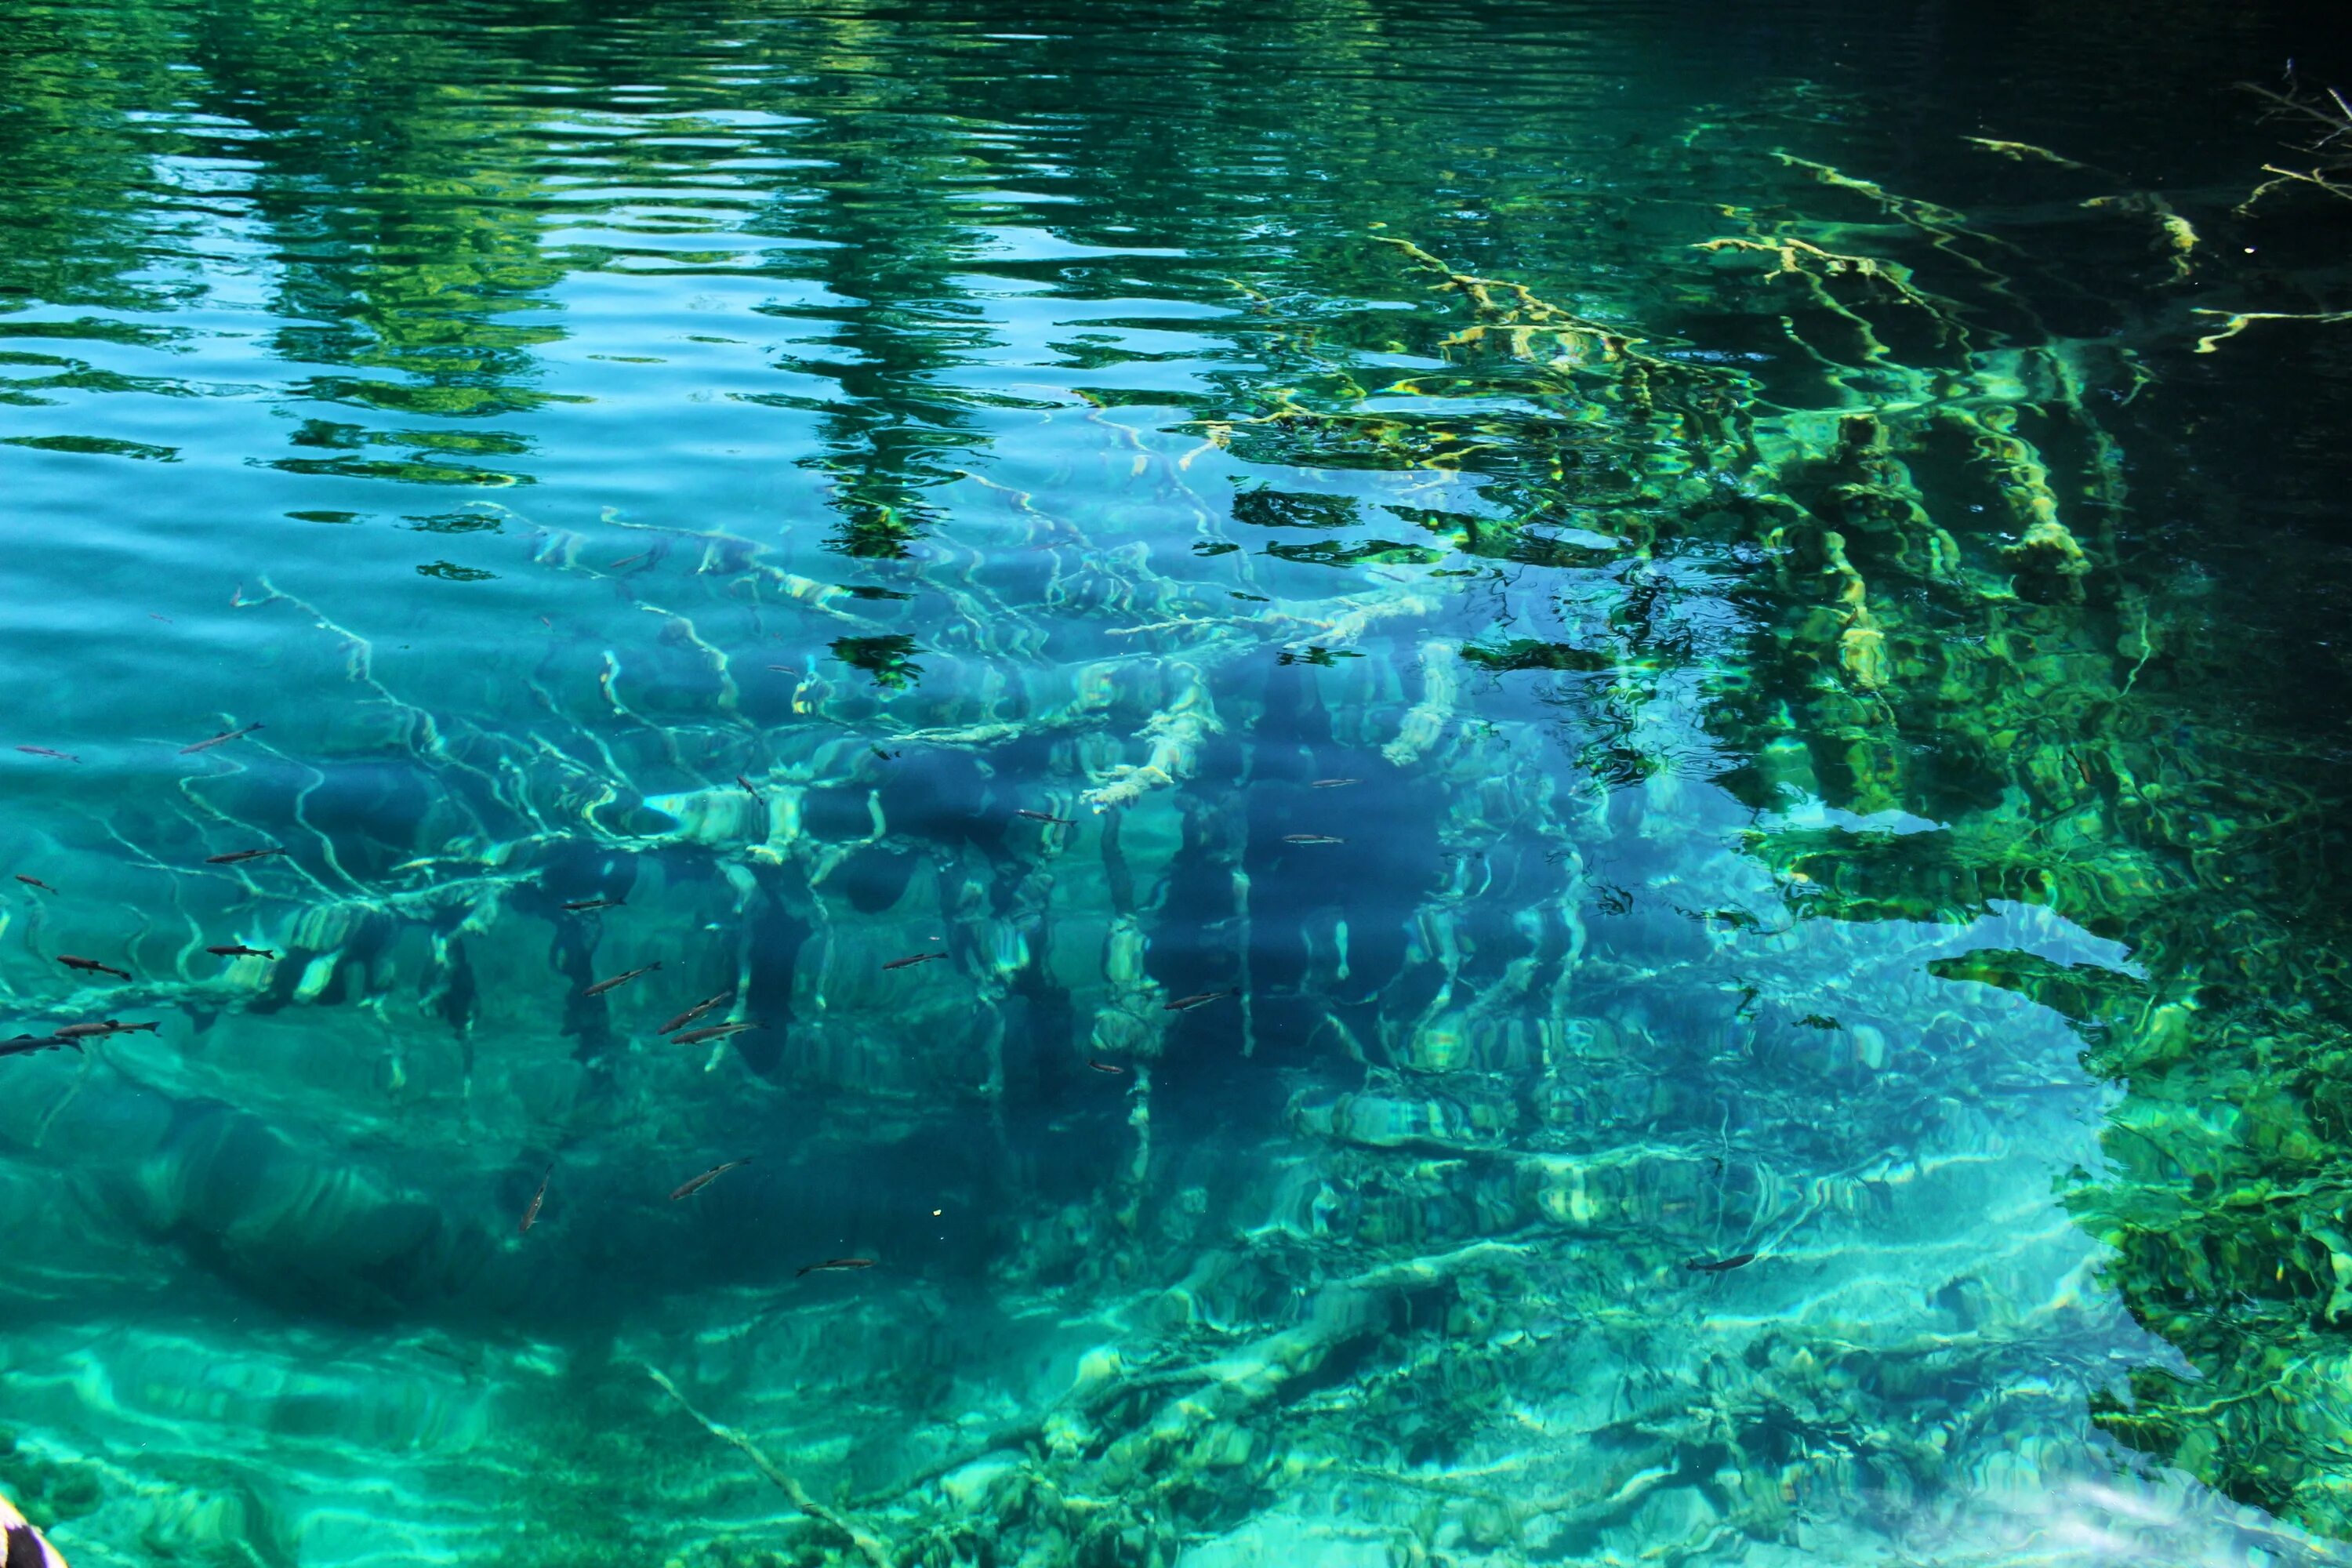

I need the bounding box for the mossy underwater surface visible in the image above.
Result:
[7,0,2352,1563]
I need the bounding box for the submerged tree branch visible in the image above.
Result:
[646,1363,896,1568]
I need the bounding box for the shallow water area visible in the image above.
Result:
[7,0,2352,1563]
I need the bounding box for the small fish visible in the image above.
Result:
[1684,1252,1759,1274]
[205,847,287,866]
[518,1162,554,1234]
[767,665,797,675]
[583,960,662,997]
[872,745,901,761]
[16,746,79,762]
[795,1257,875,1278]
[1016,809,1075,826]
[180,720,263,755]
[672,1020,761,1047]
[608,550,648,569]
[150,612,174,622]
[59,955,130,980]
[1311,778,1360,789]
[882,951,948,971]
[737,774,763,800]
[669,1157,752,1201]
[1283,833,1345,844]
[15,874,56,893]
[207,944,278,960]
[54,1018,158,1039]
[563,896,624,912]
[1,1033,82,1060]
[1163,987,1237,1012]
[1087,1059,1127,1075]
[658,990,733,1035]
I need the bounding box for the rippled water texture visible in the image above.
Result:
[7,0,2352,1563]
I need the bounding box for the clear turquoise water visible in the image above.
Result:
[8,1,2352,1563]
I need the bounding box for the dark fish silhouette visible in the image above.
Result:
[766,665,797,674]
[54,1019,158,1039]
[207,944,278,960]
[180,720,263,755]
[1684,1252,1759,1273]
[669,1157,751,1201]
[1164,988,1237,1012]
[1,1034,80,1060]
[658,990,733,1035]
[563,896,624,912]
[1311,778,1360,788]
[672,1021,760,1047]
[795,1257,875,1278]
[1087,1059,1127,1075]
[882,951,947,971]
[518,1163,554,1234]
[16,746,79,763]
[205,847,286,866]
[583,960,662,997]
[15,875,56,894]
[59,955,129,980]
[736,774,763,800]
[1017,809,1075,826]
[1283,833,1345,844]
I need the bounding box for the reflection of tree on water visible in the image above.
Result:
[9,2,2352,1563]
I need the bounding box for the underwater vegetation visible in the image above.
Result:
[6,0,2352,1562]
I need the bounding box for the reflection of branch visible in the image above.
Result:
[645,1364,894,1568]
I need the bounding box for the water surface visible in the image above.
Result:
[6,1,2352,1563]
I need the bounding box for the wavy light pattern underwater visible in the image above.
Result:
[5,0,2352,1563]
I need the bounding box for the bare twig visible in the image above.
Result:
[645,1363,895,1568]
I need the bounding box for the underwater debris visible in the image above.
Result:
[2237,78,2352,210]
[668,1158,752,1201]
[2190,307,2352,353]
[646,1364,894,1568]
[179,720,263,755]
[1961,135,2092,170]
